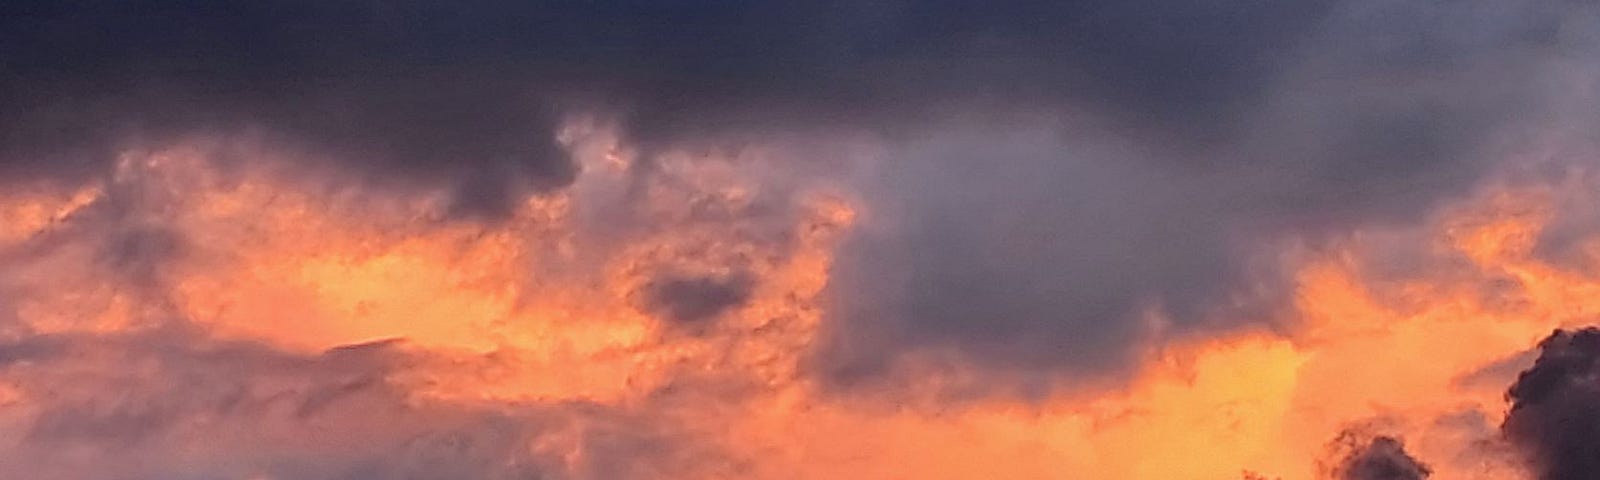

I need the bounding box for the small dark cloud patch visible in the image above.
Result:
[1328,434,1432,480]
[641,272,755,325]
[1247,428,1432,480]
[98,225,186,283]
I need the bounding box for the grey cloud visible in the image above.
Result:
[815,0,1600,387]
[98,225,186,285]
[640,271,756,325]
[1527,173,1600,273]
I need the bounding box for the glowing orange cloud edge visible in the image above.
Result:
[1,128,1590,479]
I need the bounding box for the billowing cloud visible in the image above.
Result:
[6,1,1600,479]
[1504,327,1600,480]
[821,0,1600,384]
[6,0,1600,384]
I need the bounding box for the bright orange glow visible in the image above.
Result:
[5,129,1598,479]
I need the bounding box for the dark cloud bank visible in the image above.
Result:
[5,0,1600,392]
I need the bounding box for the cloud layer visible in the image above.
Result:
[5,1,1599,384]
[6,1,1600,478]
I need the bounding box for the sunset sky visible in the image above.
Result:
[3,1,1600,479]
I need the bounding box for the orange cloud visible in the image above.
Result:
[2,129,1596,479]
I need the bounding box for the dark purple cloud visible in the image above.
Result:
[1504,327,1600,480]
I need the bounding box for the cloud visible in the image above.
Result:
[0,1,1510,209]
[639,271,756,326]
[0,328,730,479]
[816,0,1600,386]
[1326,434,1432,480]
[1503,327,1600,480]
[4,0,1600,402]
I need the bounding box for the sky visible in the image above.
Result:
[2,1,1600,479]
